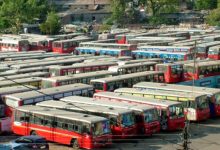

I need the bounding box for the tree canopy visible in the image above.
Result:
[0,0,51,34]
[205,8,220,26]
[195,0,217,10]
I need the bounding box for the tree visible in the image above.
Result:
[110,0,126,25]
[0,0,50,34]
[40,12,61,35]
[195,0,217,10]
[205,8,220,26]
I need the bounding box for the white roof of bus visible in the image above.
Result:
[196,41,220,47]
[114,88,205,99]
[49,61,117,70]
[156,59,211,67]
[184,60,220,67]
[76,47,128,51]
[17,105,107,124]
[132,50,190,55]
[109,61,157,70]
[60,96,155,112]
[0,72,49,81]
[42,71,116,82]
[133,82,220,95]
[80,42,135,47]
[138,45,192,49]
[90,71,163,83]
[53,37,91,43]
[0,77,42,87]
[5,83,93,100]
[0,85,37,94]
[37,100,132,116]
[93,92,181,107]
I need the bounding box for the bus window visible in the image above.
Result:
[93,82,104,90]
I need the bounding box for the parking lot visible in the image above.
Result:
[1,118,220,150]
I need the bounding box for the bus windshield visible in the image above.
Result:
[121,113,135,127]
[196,96,209,109]
[169,105,184,119]
[144,109,158,123]
[42,80,53,89]
[92,120,111,136]
[93,82,104,90]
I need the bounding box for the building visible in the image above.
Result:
[50,0,111,24]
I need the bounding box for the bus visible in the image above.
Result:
[0,77,42,89]
[4,83,94,117]
[138,46,196,53]
[41,71,116,88]
[204,35,220,42]
[183,60,220,81]
[49,61,118,77]
[37,100,137,138]
[208,45,220,60]
[12,105,112,149]
[60,96,160,136]
[108,62,156,75]
[28,38,50,52]
[52,37,91,53]
[158,31,190,39]
[0,72,49,81]
[155,60,211,83]
[75,47,132,57]
[53,33,84,40]
[196,41,220,56]
[0,37,29,52]
[79,42,137,51]
[133,82,220,117]
[137,41,169,46]
[90,71,164,92]
[10,58,84,69]
[93,92,185,131]
[132,50,194,61]
[114,88,210,121]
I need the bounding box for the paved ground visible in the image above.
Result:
[1,118,220,150]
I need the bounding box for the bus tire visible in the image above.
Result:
[71,139,80,150]
[30,130,37,136]
[161,123,168,131]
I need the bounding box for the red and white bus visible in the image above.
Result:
[90,71,164,92]
[13,105,112,149]
[49,61,118,77]
[37,100,137,138]
[93,92,185,131]
[52,37,91,53]
[208,45,220,60]
[196,41,220,56]
[28,38,50,52]
[114,88,210,121]
[183,60,220,81]
[0,37,29,52]
[79,42,137,51]
[133,82,220,118]
[4,83,94,117]
[41,71,116,88]
[60,96,160,136]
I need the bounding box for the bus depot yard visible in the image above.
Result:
[1,28,220,149]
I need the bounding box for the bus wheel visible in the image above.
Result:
[71,139,79,150]
[161,123,168,131]
[30,131,37,136]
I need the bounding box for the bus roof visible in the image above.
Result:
[0,72,49,81]
[133,82,220,95]
[49,61,117,70]
[0,85,37,95]
[53,37,91,43]
[132,50,190,55]
[109,61,157,69]
[156,59,211,66]
[80,42,135,47]
[94,92,181,107]
[36,100,132,116]
[42,71,116,82]
[16,105,108,124]
[184,60,220,67]
[90,71,163,83]
[0,77,42,87]
[60,96,155,112]
[5,83,93,100]
[76,47,128,51]
[114,88,206,99]
[138,46,192,49]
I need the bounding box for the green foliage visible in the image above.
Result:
[40,12,61,35]
[205,8,220,26]
[110,0,126,24]
[0,0,51,34]
[195,0,217,10]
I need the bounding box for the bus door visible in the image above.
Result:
[159,109,168,130]
[208,95,216,118]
